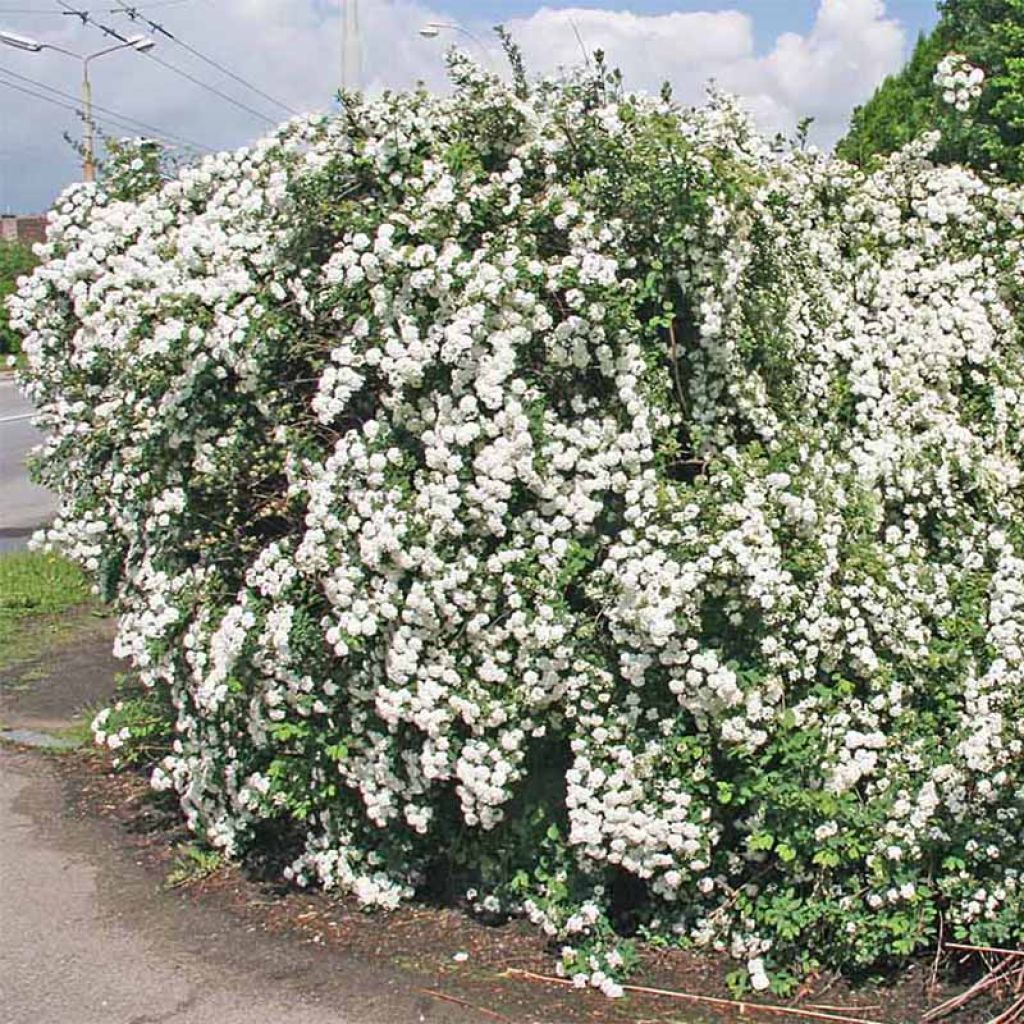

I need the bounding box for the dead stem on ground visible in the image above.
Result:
[503,968,894,1024]
[922,941,1024,1024]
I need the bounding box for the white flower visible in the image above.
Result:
[934,54,985,109]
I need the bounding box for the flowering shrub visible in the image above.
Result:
[10,52,1024,994]
[934,53,986,112]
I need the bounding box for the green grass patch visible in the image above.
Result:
[165,843,223,889]
[51,702,108,749]
[0,550,92,618]
[0,551,94,654]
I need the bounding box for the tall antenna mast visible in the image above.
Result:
[341,0,361,92]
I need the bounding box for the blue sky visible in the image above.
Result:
[2,1,942,212]
[439,0,938,49]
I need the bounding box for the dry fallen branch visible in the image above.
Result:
[921,967,1017,1023]
[418,988,512,1022]
[502,968,893,1024]
[945,943,1024,960]
[988,993,1024,1024]
[805,1005,881,1014]
[922,942,1024,1024]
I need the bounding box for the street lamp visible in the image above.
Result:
[0,29,155,182]
[418,22,491,65]
[0,30,44,52]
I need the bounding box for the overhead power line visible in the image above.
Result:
[0,1,192,12]
[111,0,298,116]
[142,49,278,126]
[101,0,196,8]
[55,0,279,126]
[0,73,179,143]
[0,60,209,149]
[1,73,86,112]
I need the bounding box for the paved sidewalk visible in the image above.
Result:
[0,751,483,1024]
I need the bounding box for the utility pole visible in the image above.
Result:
[0,29,154,183]
[81,61,95,181]
[341,0,361,92]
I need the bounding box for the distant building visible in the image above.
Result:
[1,215,47,246]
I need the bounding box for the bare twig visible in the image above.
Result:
[922,957,1021,1022]
[987,993,1024,1024]
[805,1006,881,1014]
[805,973,841,1004]
[945,943,1024,960]
[667,317,688,414]
[930,912,946,995]
[503,968,894,1024]
[418,988,512,1023]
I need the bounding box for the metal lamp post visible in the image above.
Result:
[341,0,361,92]
[418,22,491,66]
[0,29,155,182]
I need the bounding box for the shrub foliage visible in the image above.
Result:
[10,55,1024,993]
[0,238,37,355]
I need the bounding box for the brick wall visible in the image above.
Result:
[1,215,47,246]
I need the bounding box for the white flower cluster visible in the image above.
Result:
[91,706,129,750]
[934,53,986,112]
[10,53,1024,986]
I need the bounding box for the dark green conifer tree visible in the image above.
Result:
[838,0,1023,181]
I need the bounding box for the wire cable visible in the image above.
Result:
[0,60,210,149]
[1,73,84,111]
[141,49,278,125]
[112,0,298,115]
[2,74,192,145]
[0,1,192,12]
[106,0,196,8]
[54,0,278,125]
[0,72,183,143]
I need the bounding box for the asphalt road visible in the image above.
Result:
[0,376,56,550]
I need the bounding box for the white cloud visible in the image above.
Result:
[0,0,905,212]
[746,0,905,133]
[506,1,904,141]
[508,7,756,74]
